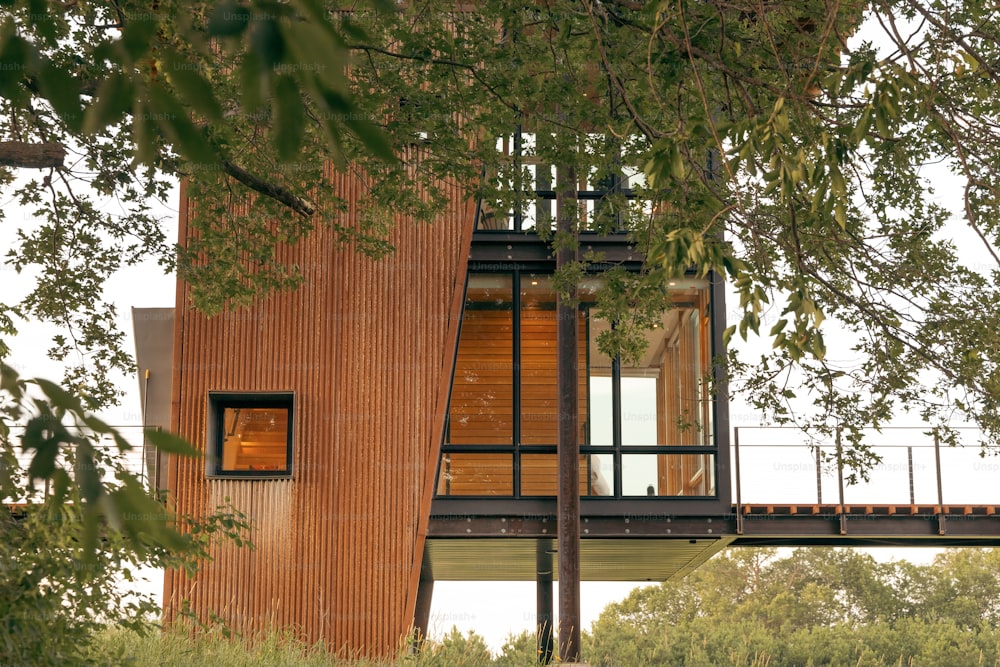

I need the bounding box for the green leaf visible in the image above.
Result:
[812,330,827,360]
[852,105,873,143]
[874,105,890,137]
[119,11,159,61]
[131,98,158,165]
[33,378,83,413]
[84,72,134,135]
[37,58,84,132]
[143,428,201,457]
[82,414,112,433]
[50,468,70,505]
[282,16,347,90]
[144,82,219,166]
[722,324,736,347]
[22,414,62,480]
[272,75,304,161]
[75,441,101,504]
[0,362,23,401]
[250,18,285,69]
[207,0,250,37]
[162,48,223,123]
[834,198,847,229]
[240,50,266,118]
[343,112,396,162]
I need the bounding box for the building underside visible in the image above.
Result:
[422,505,1000,583]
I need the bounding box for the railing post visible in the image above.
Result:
[814,444,823,504]
[934,430,946,535]
[734,427,743,535]
[836,427,846,535]
[907,446,915,505]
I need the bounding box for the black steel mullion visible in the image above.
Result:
[584,307,591,448]
[514,126,523,231]
[708,269,728,503]
[614,446,718,455]
[612,343,622,498]
[532,190,636,200]
[442,445,525,454]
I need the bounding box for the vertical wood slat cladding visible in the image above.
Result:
[165,163,473,656]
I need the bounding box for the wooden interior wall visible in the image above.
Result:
[165,165,473,656]
[446,308,514,445]
[655,291,715,496]
[441,308,590,496]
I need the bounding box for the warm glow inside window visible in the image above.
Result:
[438,272,716,498]
[209,393,293,478]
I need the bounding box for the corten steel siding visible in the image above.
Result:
[165,168,474,655]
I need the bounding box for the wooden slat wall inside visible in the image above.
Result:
[442,307,590,496]
[165,162,473,656]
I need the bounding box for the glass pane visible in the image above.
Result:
[519,454,612,496]
[586,309,614,447]
[221,407,289,472]
[520,275,588,445]
[587,453,613,496]
[621,279,713,447]
[447,275,513,445]
[529,163,554,234]
[622,453,716,497]
[437,453,513,496]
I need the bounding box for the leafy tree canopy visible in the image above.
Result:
[586,547,1000,667]
[0,362,250,666]
[2,0,1000,464]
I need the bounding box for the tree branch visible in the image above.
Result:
[220,160,316,217]
[0,142,66,169]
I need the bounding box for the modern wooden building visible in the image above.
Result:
[141,139,734,656]
[138,151,1000,659]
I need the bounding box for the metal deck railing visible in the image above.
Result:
[733,427,999,528]
[4,424,154,503]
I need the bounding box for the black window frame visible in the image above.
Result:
[206,391,295,479]
[438,264,720,500]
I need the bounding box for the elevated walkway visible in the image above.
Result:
[425,427,1000,581]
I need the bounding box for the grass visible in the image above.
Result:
[90,625,361,666]
[87,624,525,667]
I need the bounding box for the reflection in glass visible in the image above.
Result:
[519,454,612,496]
[438,273,717,499]
[620,280,713,447]
[586,310,614,448]
[622,454,716,497]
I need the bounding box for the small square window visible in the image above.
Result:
[207,392,293,478]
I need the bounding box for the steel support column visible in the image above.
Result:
[412,575,434,649]
[555,163,581,662]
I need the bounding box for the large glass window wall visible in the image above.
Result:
[437,271,717,498]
